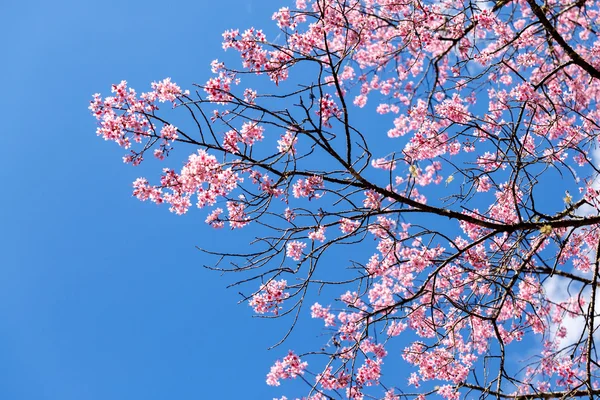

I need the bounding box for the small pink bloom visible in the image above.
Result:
[340,218,360,234]
[266,351,307,386]
[205,208,224,229]
[286,241,306,261]
[249,279,289,315]
[308,226,326,242]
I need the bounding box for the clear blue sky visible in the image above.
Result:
[0,1,322,399]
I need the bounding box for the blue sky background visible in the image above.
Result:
[2,1,577,398]
[0,1,327,399]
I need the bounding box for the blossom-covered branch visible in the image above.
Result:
[91,0,600,398]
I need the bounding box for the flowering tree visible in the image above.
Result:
[90,0,600,398]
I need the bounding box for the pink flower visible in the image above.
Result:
[311,302,335,326]
[277,131,298,155]
[239,122,264,145]
[369,216,396,239]
[474,9,497,30]
[371,158,397,170]
[435,94,471,124]
[249,279,290,315]
[438,385,459,400]
[151,78,186,103]
[353,94,368,108]
[286,241,306,261]
[308,226,326,242]
[317,94,342,127]
[204,71,234,103]
[243,88,257,104]
[272,7,292,29]
[205,208,224,229]
[222,130,241,154]
[356,358,382,386]
[316,367,350,390]
[132,178,163,203]
[160,124,178,141]
[387,321,407,337]
[476,176,491,192]
[363,190,382,209]
[284,207,295,222]
[292,175,324,199]
[226,201,249,229]
[340,218,360,234]
[266,351,307,386]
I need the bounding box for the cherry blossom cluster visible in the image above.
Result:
[222,122,264,154]
[266,351,308,387]
[249,279,290,315]
[131,150,241,215]
[292,176,324,200]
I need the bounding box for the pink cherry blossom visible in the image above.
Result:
[249,279,290,315]
[308,226,326,242]
[277,131,298,155]
[266,351,308,386]
[286,241,306,261]
[205,208,224,229]
[151,78,187,103]
[339,218,360,234]
[292,176,323,199]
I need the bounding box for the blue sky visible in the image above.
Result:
[0,1,320,399]
[2,1,579,398]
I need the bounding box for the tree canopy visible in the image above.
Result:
[91,0,600,398]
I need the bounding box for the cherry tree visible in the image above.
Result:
[90,0,600,398]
